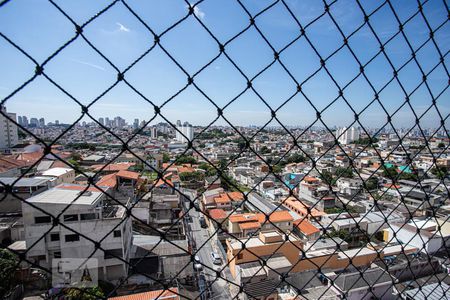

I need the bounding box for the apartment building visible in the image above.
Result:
[148,193,182,236]
[298,177,336,211]
[22,184,132,282]
[0,106,18,150]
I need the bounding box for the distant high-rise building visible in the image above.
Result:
[151,127,158,139]
[0,106,18,149]
[336,126,360,145]
[22,116,28,127]
[105,117,110,127]
[17,116,23,126]
[55,120,59,125]
[113,116,125,128]
[99,117,104,126]
[30,118,39,127]
[39,118,45,127]
[133,118,139,130]
[176,121,193,143]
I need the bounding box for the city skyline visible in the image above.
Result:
[1,0,448,128]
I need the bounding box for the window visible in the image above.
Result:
[63,214,79,222]
[80,213,97,220]
[54,251,61,258]
[50,233,60,241]
[104,249,123,259]
[35,216,51,224]
[65,234,80,242]
[113,230,121,238]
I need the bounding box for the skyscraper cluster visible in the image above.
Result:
[17,115,47,128]
[98,116,127,128]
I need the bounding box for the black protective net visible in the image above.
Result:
[0,0,449,299]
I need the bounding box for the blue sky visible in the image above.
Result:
[0,0,448,129]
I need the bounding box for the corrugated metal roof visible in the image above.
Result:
[404,282,450,300]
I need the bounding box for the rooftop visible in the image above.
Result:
[108,288,180,300]
[404,282,450,300]
[0,177,50,187]
[229,231,298,250]
[40,167,73,177]
[26,184,105,206]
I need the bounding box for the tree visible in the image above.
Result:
[320,170,334,185]
[431,166,448,180]
[286,153,306,164]
[365,177,379,191]
[0,249,18,298]
[335,167,353,179]
[64,286,104,300]
[162,152,170,163]
[260,146,271,154]
[382,166,398,180]
[174,155,197,165]
[272,164,283,174]
[18,129,27,139]
[437,142,445,149]
[198,162,217,177]
[326,229,351,242]
[179,171,205,182]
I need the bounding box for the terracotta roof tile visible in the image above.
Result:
[91,163,135,172]
[56,184,102,192]
[108,288,179,300]
[97,173,117,188]
[294,218,320,235]
[239,221,261,230]
[116,170,140,180]
[208,208,227,220]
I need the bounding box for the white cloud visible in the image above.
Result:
[116,22,130,32]
[70,59,105,71]
[187,4,205,19]
[194,6,205,19]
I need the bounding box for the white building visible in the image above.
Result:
[176,121,193,143]
[0,106,18,150]
[39,167,76,186]
[336,126,360,145]
[385,220,448,254]
[22,184,133,282]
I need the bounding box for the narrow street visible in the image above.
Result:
[182,190,234,299]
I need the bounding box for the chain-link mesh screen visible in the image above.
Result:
[0,0,449,299]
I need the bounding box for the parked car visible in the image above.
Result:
[194,255,203,271]
[199,216,207,228]
[211,252,222,265]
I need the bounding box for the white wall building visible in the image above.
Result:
[22,184,133,282]
[0,106,18,150]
